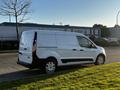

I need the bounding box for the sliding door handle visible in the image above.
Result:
[72,49,77,51]
[80,49,84,51]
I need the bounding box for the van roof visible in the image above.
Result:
[23,30,85,36]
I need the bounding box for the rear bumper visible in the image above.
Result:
[18,51,46,69]
[17,58,46,69]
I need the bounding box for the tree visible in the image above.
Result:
[101,26,110,37]
[0,0,31,41]
[93,24,110,37]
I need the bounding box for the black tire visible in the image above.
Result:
[45,59,57,74]
[94,55,105,65]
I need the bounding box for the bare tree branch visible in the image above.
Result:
[0,0,31,41]
[0,0,31,21]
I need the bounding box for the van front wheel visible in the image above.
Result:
[95,55,105,65]
[45,60,56,74]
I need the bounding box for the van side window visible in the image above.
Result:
[77,36,95,48]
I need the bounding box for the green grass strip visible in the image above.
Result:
[1,62,120,90]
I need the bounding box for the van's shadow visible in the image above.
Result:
[0,64,93,89]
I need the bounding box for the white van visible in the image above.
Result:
[18,30,106,74]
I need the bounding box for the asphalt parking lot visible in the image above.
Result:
[0,47,120,82]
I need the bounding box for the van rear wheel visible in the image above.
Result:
[45,60,56,74]
[95,55,105,65]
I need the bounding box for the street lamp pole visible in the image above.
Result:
[116,10,120,25]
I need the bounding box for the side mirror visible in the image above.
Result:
[89,44,96,48]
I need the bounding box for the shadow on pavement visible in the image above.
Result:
[0,64,94,90]
[0,64,93,82]
[0,69,45,82]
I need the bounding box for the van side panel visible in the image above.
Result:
[36,32,61,63]
[56,34,79,58]
[37,32,56,48]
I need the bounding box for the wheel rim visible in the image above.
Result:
[97,56,104,65]
[45,61,56,74]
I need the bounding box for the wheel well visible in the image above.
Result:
[96,54,105,60]
[46,57,58,65]
[94,53,106,65]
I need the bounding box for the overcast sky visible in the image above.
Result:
[0,0,120,27]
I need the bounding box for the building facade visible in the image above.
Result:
[0,22,101,41]
[109,25,120,40]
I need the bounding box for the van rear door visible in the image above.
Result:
[19,31,35,64]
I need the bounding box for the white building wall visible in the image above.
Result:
[0,25,100,41]
[0,26,67,41]
[0,26,16,41]
[109,27,120,40]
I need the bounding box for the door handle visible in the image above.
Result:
[80,49,84,51]
[72,49,77,51]
[24,48,27,50]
